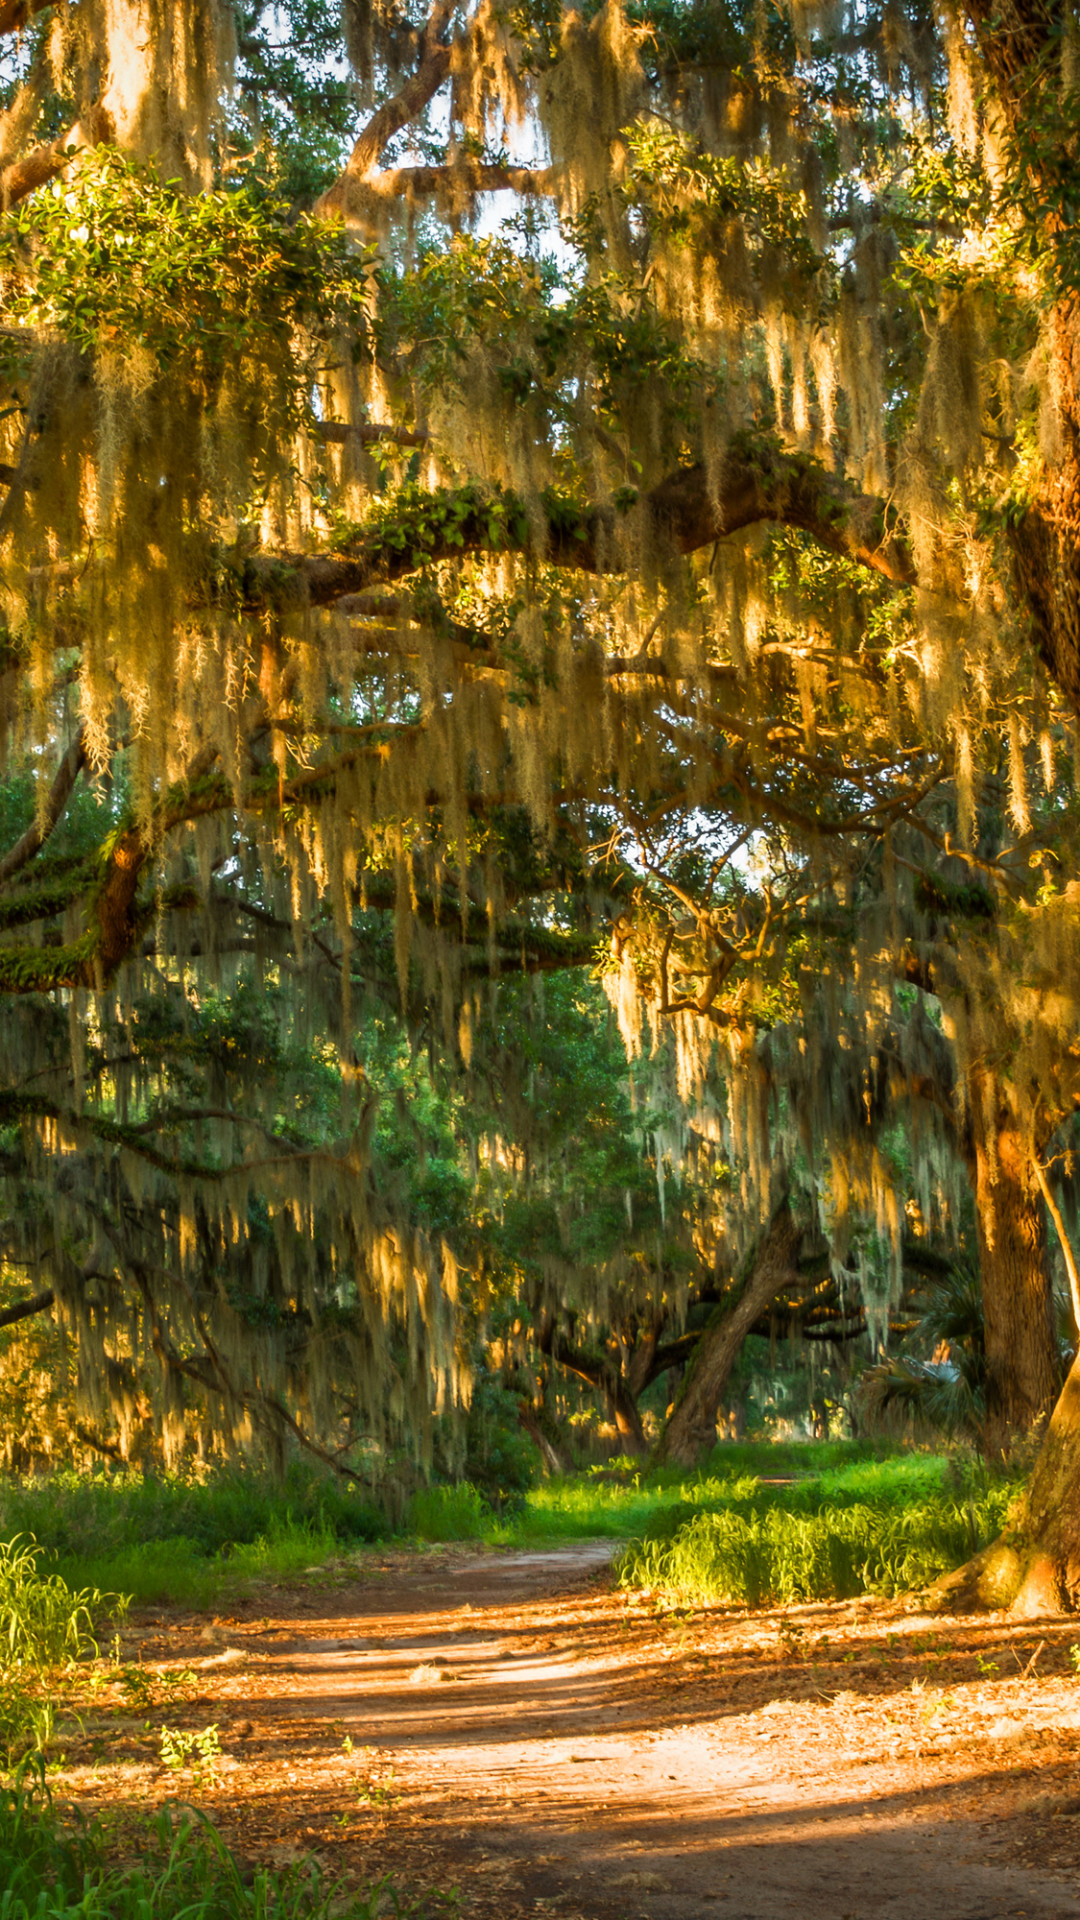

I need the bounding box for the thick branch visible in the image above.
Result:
[0,1284,53,1329]
[240,448,914,614]
[316,7,454,219]
[0,106,112,209]
[317,421,430,450]
[0,725,85,887]
[357,161,562,202]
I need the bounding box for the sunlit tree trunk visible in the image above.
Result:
[967,1071,1058,1450]
[959,0,1080,707]
[934,1351,1080,1615]
[1007,297,1080,708]
[652,1202,802,1469]
[1010,1352,1080,1613]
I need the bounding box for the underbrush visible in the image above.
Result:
[0,1463,388,1605]
[0,1766,436,1919]
[700,1438,894,1479]
[614,1465,1018,1605]
[0,1442,1002,1609]
[0,1539,115,1761]
[494,1444,948,1547]
[407,1483,489,1541]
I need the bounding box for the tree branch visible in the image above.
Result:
[316,5,455,219]
[351,160,562,203]
[0,725,85,887]
[0,105,113,210]
[0,1285,53,1330]
[237,447,914,613]
[317,421,430,450]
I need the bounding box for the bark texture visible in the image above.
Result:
[968,1077,1058,1448]
[930,1351,1080,1617]
[1011,1348,1080,1614]
[1009,294,1080,710]
[653,1203,803,1468]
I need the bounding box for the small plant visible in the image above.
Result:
[160,1723,221,1788]
[118,1665,155,1711]
[119,1665,198,1710]
[0,1761,430,1917]
[356,1765,399,1809]
[345,1742,400,1810]
[1069,1644,1080,1674]
[976,1652,1000,1677]
[0,1536,111,1671]
[0,1537,118,1764]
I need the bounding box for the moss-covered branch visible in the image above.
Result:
[226,442,915,613]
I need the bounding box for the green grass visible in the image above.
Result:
[0,1441,1006,1611]
[406,1483,489,1541]
[701,1438,896,1479]
[0,1463,389,1606]
[490,1440,932,1547]
[614,1457,1019,1605]
[0,1766,441,1919]
[0,1540,118,1761]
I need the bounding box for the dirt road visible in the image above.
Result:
[93,1544,1080,1920]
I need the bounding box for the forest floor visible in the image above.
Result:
[60,1542,1080,1920]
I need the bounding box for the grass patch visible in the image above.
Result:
[0,1442,999,1610]
[492,1442,938,1548]
[406,1483,489,1541]
[701,1438,897,1479]
[0,1464,389,1606]
[614,1460,1018,1605]
[0,1766,440,1919]
[0,1540,118,1761]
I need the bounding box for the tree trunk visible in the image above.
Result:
[537,1321,649,1454]
[652,1202,802,1468]
[608,1378,648,1453]
[1006,297,1080,710]
[1010,1348,1080,1614]
[956,10,1080,710]
[518,1401,573,1476]
[930,1349,1080,1616]
[967,1074,1058,1450]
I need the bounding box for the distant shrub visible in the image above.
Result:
[405,1483,490,1541]
[0,1462,389,1608]
[0,1461,388,1561]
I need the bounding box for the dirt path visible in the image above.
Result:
[81,1545,1080,1920]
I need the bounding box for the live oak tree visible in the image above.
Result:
[1,0,1080,1601]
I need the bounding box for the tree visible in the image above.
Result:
[1,0,1080,1592]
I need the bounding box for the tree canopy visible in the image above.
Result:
[1,0,1080,1601]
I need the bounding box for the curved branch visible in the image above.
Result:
[316,0,456,219]
[237,447,914,614]
[0,725,85,887]
[0,105,113,209]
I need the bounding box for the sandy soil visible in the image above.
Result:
[68,1544,1080,1920]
